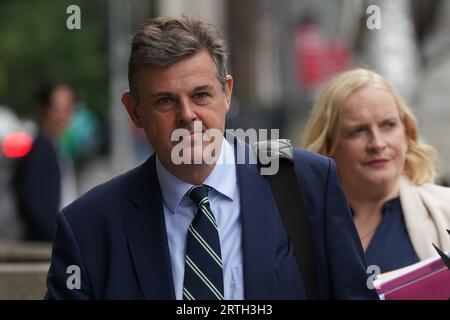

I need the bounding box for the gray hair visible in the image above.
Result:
[128,15,229,101]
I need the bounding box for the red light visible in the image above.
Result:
[2,132,33,158]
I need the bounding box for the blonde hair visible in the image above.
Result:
[302,68,437,185]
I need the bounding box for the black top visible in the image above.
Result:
[364,197,420,273]
[14,132,61,241]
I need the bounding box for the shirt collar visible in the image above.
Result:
[155,138,236,214]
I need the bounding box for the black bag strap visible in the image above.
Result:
[253,140,319,299]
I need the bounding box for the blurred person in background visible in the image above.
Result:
[303,68,450,273]
[13,81,78,242]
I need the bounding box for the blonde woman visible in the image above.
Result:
[303,68,450,273]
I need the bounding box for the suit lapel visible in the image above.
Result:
[399,176,450,259]
[122,155,175,299]
[235,140,280,299]
[399,176,440,259]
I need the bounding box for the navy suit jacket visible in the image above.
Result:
[45,142,378,299]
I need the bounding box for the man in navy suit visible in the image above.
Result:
[45,16,377,299]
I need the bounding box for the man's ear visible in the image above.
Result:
[224,74,233,113]
[121,92,143,128]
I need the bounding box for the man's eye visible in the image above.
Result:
[193,92,210,102]
[156,97,173,106]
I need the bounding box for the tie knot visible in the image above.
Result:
[187,185,210,206]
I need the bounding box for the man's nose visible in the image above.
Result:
[176,98,197,126]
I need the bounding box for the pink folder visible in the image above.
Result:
[374,253,450,300]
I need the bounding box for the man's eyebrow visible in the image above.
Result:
[148,86,214,98]
[193,85,214,92]
[149,91,173,98]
